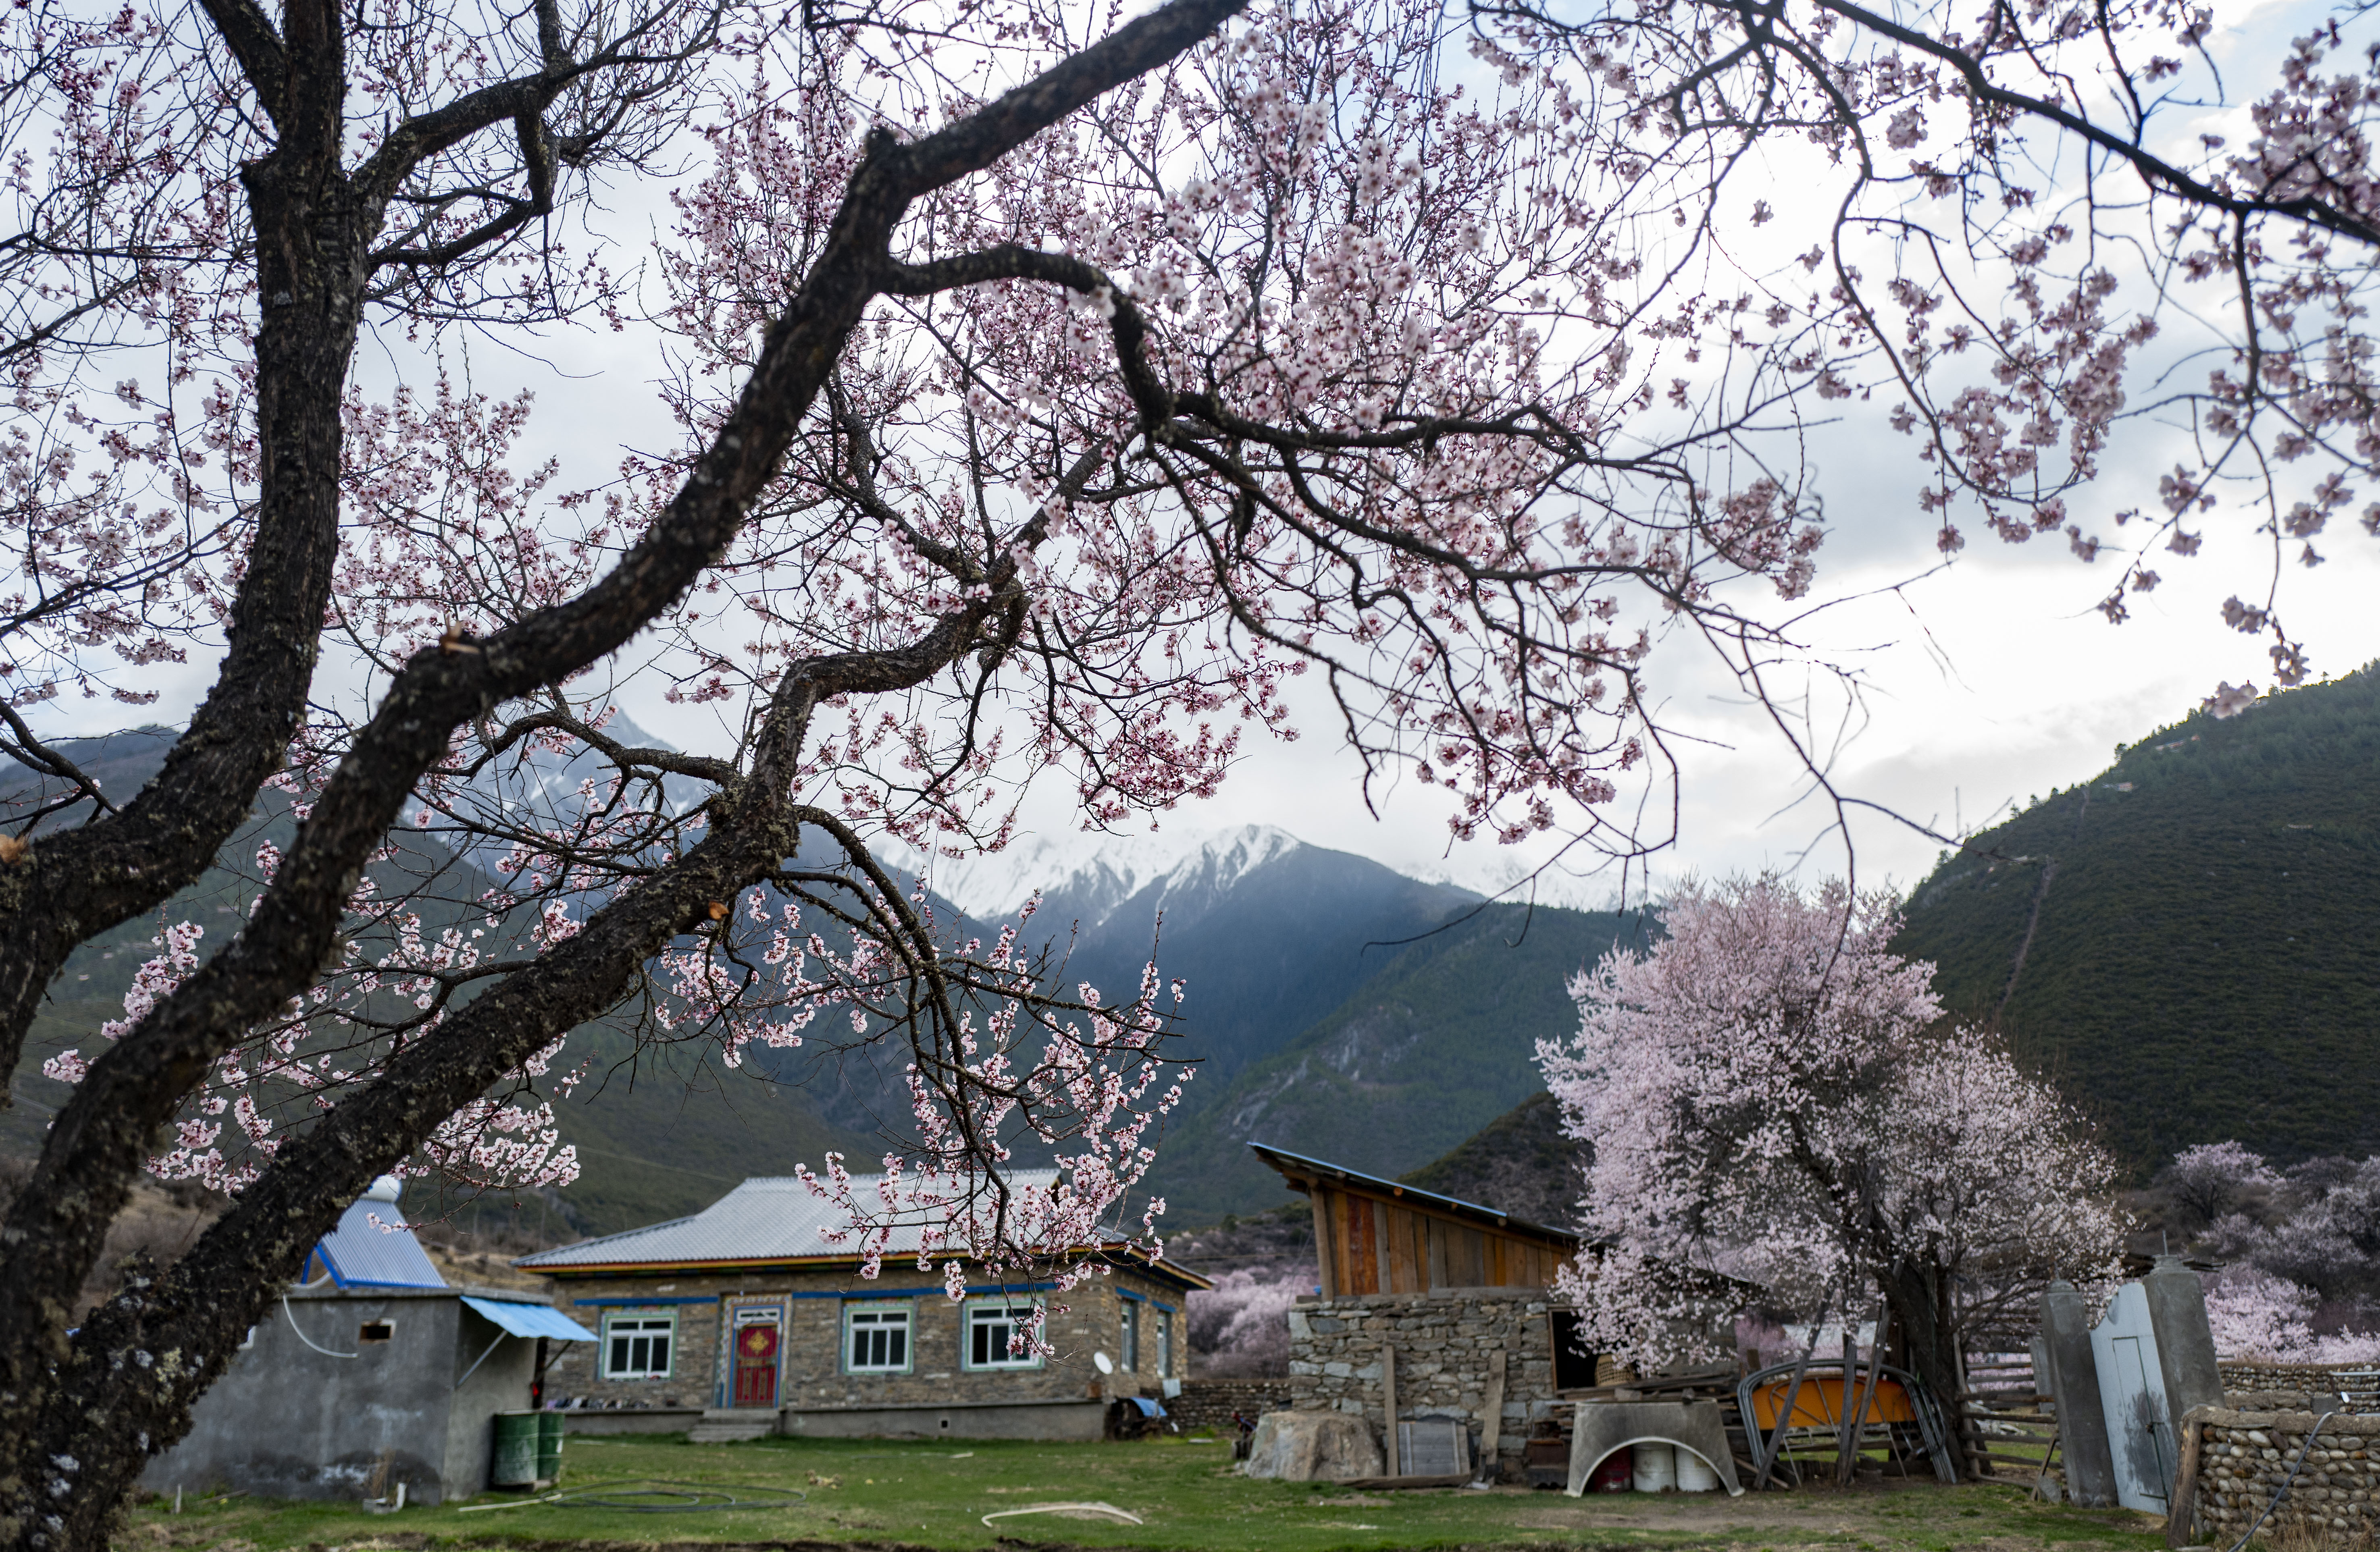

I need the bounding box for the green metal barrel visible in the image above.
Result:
[491,1410,540,1488]
[535,1409,565,1484]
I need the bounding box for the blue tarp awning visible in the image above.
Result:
[461,1295,597,1342]
[1127,1396,1166,1418]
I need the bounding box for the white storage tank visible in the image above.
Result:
[1676,1448,1720,1492]
[1632,1440,1677,1492]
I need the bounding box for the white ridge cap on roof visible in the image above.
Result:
[516,1169,1063,1270]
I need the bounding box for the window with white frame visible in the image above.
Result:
[1119,1297,1140,1370]
[603,1313,675,1379]
[965,1299,1043,1370]
[844,1303,911,1373]
[1157,1307,1173,1375]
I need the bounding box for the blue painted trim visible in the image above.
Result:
[572,1283,1058,1308]
[1117,1290,1178,1313]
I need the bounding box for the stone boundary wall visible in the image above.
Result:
[1287,1289,1557,1478]
[2222,1363,2380,1408]
[2184,1407,2380,1543]
[1167,1380,1293,1432]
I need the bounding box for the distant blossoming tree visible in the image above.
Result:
[2166,1141,2380,1358]
[1186,1265,1313,1377]
[1540,876,2126,1450]
[2159,1141,2287,1232]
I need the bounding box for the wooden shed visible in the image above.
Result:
[1249,1143,1579,1296]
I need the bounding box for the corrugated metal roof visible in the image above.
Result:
[315,1198,447,1288]
[460,1294,597,1341]
[1247,1141,1585,1245]
[516,1171,1062,1270]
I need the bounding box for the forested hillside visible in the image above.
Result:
[1,728,878,1238]
[1895,664,2380,1173]
[1143,901,1646,1222]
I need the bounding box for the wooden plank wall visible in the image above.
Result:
[1313,1185,1567,1296]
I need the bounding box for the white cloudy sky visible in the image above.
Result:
[29,0,2377,909]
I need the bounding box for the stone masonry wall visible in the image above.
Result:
[2187,1408,2380,1543]
[1287,1289,1556,1478]
[2222,1363,2380,1409]
[1169,1380,1292,1433]
[539,1266,1186,1414]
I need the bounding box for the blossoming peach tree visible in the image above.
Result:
[0,0,2373,1531]
[1539,876,2126,1461]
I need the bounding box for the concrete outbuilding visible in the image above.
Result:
[141,1177,594,1506]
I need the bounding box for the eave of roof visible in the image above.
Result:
[534,1246,1214,1292]
[1246,1141,1584,1247]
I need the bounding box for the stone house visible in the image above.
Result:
[518,1171,1211,1442]
[1254,1142,1592,1479]
[141,1176,595,1506]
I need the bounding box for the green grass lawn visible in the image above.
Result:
[124,1430,2171,1552]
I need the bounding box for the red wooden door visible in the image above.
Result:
[732,1321,780,1407]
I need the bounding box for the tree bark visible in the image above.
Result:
[0,0,1248,1543]
[0,0,364,1092]
[1882,1257,1970,1481]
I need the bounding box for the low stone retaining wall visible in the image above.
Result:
[2182,1407,2380,1543]
[2221,1363,2380,1410]
[1169,1379,1292,1433]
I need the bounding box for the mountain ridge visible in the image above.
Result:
[1893,662,2380,1173]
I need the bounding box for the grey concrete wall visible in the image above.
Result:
[2145,1255,2225,1428]
[2041,1279,2118,1509]
[144,1287,466,1505]
[778,1398,1107,1441]
[439,1303,540,1495]
[560,1408,702,1435]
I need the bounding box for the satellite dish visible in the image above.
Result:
[1093,1350,1114,1374]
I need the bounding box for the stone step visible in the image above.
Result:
[687,1407,778,1444]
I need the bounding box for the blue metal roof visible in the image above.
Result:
[314,1197,446,1288]
[460,1295,596,1342]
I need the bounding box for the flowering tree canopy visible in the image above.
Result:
[2166,1142,2380,1360]
[1540,876,2124,1448]
[1186,1265,1314,1376]
[0,0,2373,1533]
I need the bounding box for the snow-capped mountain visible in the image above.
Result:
[877,823,1301,930]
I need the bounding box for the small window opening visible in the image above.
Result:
[359,1320,395,1344]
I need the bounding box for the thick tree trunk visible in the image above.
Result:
[0,20,363,1082]
[0,1,1244,1543]
[1883,1258,1970,1481]
[12,794,805,1546]
[0,63,374,1552]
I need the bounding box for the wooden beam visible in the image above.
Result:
[1478,1347,1507,1483]
[1383,1342,1400,1477]
[1311,1186,1338,1299]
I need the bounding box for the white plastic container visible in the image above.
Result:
[1675,1449,1720,1492]
[1631,1441,1677,1492]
